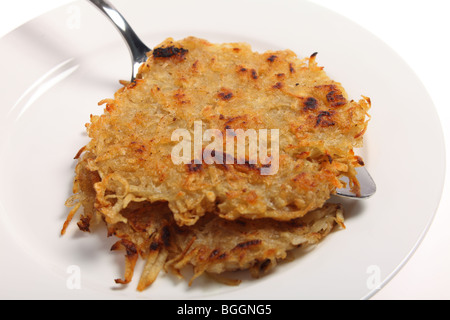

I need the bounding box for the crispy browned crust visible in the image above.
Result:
[62,36,370,291]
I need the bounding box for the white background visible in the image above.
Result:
[0,0,449,300]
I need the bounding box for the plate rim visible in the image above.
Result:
[0,0,446,300]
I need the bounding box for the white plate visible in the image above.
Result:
[0,0,445,300]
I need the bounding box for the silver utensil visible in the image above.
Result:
[336,166,376,199]
[86,0,376,199]
[88,0,150,81]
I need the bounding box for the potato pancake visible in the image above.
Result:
[62,36,370,291]
[70,36,369,226]
[63,154,345,291]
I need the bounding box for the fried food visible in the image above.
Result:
[116,202,345,290]
[63,154,345,290]
[62,36,370,291]
[73,36,369,227]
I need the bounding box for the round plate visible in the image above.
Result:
[0,0,445,299]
